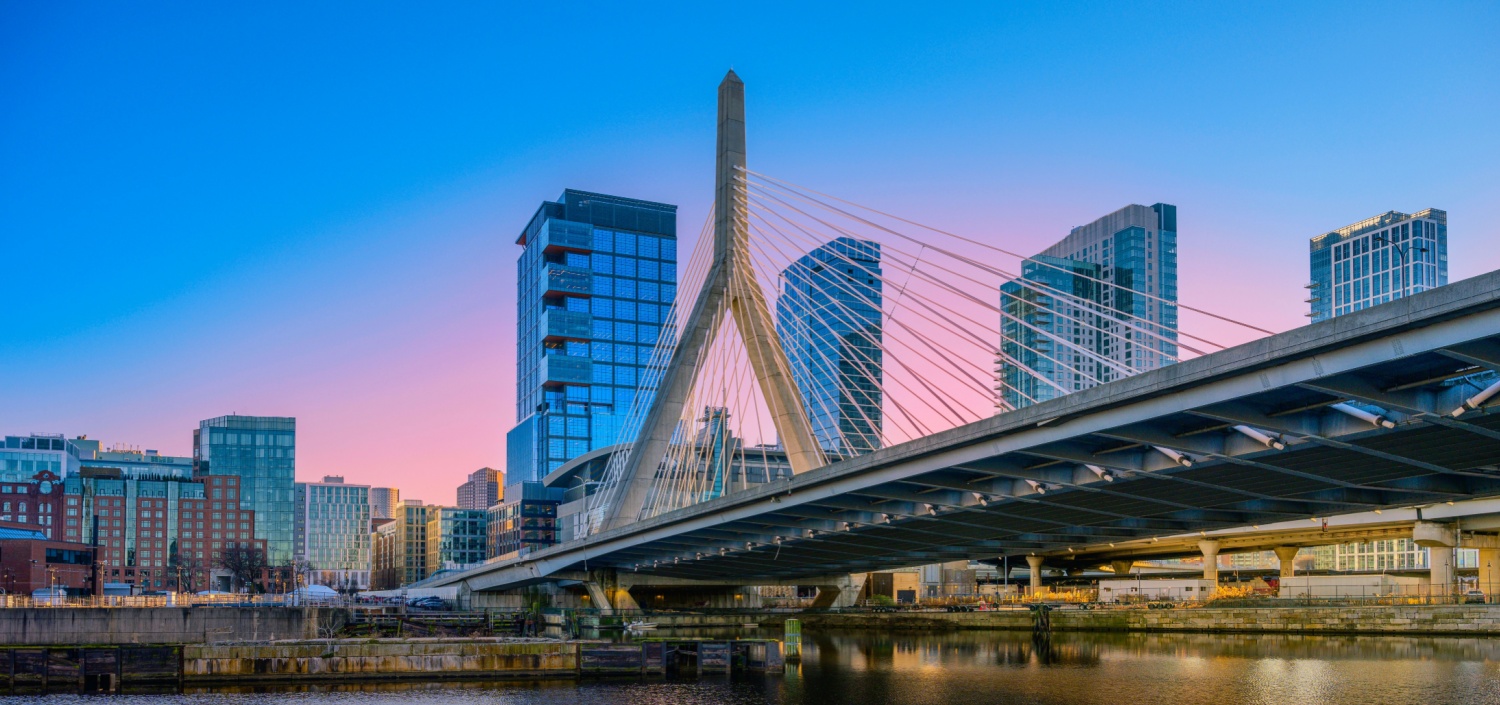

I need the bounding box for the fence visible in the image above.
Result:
[0,593,351,609]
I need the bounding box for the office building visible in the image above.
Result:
[193,416,296,564]
[487,483,561,559]
[503,189,676,552]
[425,507,487,574]
[0,524,98,596]
[1307,208,1448,322]
[85,447,193,479]
[456,468,502,510]
[997,204,1178,409]
[776,237,884,457]
[370,499,431,589]
[1,434,90,479]
[294,476,371,590]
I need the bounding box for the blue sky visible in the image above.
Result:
[2,2,1496,499]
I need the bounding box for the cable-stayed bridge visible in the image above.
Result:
[431,72,1500,607]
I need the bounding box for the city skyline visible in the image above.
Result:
[4,4,1499,502]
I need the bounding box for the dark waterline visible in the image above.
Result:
[4,629,1500,704]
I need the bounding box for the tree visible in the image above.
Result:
[217,545,269,593]
[168,549,205,594]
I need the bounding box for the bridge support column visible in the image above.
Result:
[809,574,864,609]
[1026,555,1045,594]
[1197,540,1220,585]
[1109,560,1133,576]
[1414,521,1456,598]
[1273,546,1299,579]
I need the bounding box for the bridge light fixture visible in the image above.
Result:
[1233,425,1286,450]
[1084,464,1114,482]
[925,504,938,515]
[1025,479,1046,495]
[1447,501,1456,506]
[882,513,893,524]
[841,522,853,531]
[1453,379,1500,417]
[720,548,728,556]
[1331,402,1396,429]
[1154,446,1193,467]
[1067,547,1075,553]
[1374,509,1383,514]
[774,536,783,544]
[1151,537,1159,543]
[973,493,989,506]
[746,542,755,550]
[1108,543,1115,548]
[1253,525,1261,530]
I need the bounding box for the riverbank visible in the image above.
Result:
[0,637,785,692]
[787,604,1500,636]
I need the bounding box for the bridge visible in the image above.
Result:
[433,72,1500,610]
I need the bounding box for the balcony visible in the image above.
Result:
[541,309,592,341]
[538,220,593,254]
[540,354,591,386]
[543,264,592,297]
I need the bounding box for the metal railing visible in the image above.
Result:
[0,593,354,609]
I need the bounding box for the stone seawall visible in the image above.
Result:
[0,607,346,645]
[183,640,578,683]
[793,605,1500,636]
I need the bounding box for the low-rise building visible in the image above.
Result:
[0,523,97,596]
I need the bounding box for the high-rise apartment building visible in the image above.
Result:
[425,507,487,573]
[508,190,678,484]
[1307,208,1447,322]
[997,204,1178,409]
[776,237,884,458]
[1305,208,1451,572]
[503,190,675,554]
[193,416,296,564]
[293,476,371,590]
[456,468,502,511]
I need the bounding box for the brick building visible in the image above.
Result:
[0,523,97,596]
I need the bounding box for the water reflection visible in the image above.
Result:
[6,629,1500,704]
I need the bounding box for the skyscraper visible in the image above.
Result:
[508,190,678,486]
[456,467,502,510]
[1304,208,1450,574]
[1307,208,1447,322]
[501,190,676,555]
[997,204,1178,410]
[193,415,296,564]
[775,237,884,457]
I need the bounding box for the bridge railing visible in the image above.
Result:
[0,593,352,609]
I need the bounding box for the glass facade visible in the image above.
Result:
[1,434,87,479]
[294,477,371,590]
[1307,208,1448,322]
[998,204,1178,410]
[775,237,884,457]
[510,189,678,483]
[425,507,488,572]
[193,415,296,564]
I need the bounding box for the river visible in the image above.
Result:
[4,629,1500,704]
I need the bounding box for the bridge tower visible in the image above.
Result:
[599,71,825,532]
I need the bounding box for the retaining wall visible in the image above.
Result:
[793,605,1500,635]
[0,607,346,645]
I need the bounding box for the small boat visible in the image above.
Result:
[627,621,658,631]
[741,622,759,628]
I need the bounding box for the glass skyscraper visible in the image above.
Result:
[193,415,296,564]
[775,237,884,458]
[998,204,1178,410]
[1307,208,1447,322]
[293,475,371,590]
[502,190,676,555]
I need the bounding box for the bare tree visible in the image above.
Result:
[217,545,269,593]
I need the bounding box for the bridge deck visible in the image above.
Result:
[443,269,1500,590]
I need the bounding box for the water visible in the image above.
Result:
[5,629,1500,704]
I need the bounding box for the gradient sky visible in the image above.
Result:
[3,2,1497,503]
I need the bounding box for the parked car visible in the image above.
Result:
[1464,589,1486,604]
[406,596,446,610]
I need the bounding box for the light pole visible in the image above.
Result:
[1373,235,1429,300]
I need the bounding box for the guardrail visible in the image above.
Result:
[0,594,353,609]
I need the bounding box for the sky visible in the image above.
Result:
[2,2,1497,503]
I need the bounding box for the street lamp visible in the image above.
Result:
[1373,235,1429,300]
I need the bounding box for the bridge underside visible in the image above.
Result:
[443,272,1500,593]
